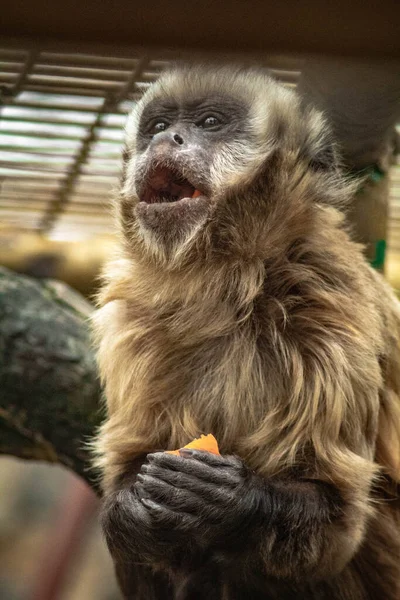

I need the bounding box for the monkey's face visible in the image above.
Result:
[122,73,256,258]
[121,68,343,265]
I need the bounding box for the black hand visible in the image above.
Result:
[101,481,181,565]
[135,450,266,550]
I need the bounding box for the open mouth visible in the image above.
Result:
[135,163,211,240]
[139,166,203,205]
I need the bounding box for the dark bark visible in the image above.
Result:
[0,266,102,490]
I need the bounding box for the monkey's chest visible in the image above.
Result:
[141,331,279,455]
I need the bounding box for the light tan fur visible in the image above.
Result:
[93,67,400,589]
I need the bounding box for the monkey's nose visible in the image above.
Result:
[151,131,185,148]
[173,133,184,145]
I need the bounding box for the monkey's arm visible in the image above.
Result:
[136,450,369,580]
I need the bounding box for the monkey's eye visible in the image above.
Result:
[151,121,169,134]
[198,116,220,129]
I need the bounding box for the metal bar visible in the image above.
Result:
[33,64,133,81]
[0,49,29,59]
[0,129,121,142]
[0,161,73,172]
[27,74,121,90]
[40,52,139,68]
[11,49,38,97]
[7,100,126,114]
[0,145,119,158]
[0,49,37,113]
[0,115,123,128]
[40,56,149,232]
[0,73,19,81]
[9,84,116,97]
[0,202,49,210]
[0,199,111,212]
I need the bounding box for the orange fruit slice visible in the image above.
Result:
[166,434,220,456]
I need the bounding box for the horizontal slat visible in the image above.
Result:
[0,167,69,179]
[40,51,139,69]
[0,208,42,218]
[1,119,89,136]
[0,72,19,82]
[15,83,120,98]
[0,45,399,246]
[0,48,28,60]
[268,68,301,83]
[0,200,49,210]
[2,179,62,190]
[0,144,81,158]
[59,212,112,222]
[11,98,121,114]
[0,161,73,173]
[2,106,97,124]
[0,150,75,164]
[16,90,106,109]
[27,73,122,90]
[33,63,133,81]
[0,60,24,72]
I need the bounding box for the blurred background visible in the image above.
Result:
[1,50,399,298]
[0,48,170,600]
[0,30,399,600]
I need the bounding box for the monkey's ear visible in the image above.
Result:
[301,104,340,172]
[308,138,339,172]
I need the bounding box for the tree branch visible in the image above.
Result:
[0,266,102,490]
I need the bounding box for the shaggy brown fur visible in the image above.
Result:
[93,67,400,599]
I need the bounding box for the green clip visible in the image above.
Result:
[352,164,386,195]
[370,239,386,270]
[369,165,385,183]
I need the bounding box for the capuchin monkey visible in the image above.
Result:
[93,66,400,599]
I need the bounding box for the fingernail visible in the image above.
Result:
[179,449,195,457]
[137,473,144,482]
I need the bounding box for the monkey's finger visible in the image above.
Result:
[137,474,211,513]
[140,497,199,531]
[138,470,235,507]
[147,453,240,486]
[141,494,226,530]
[148,451,233,470]
[179,449,243,471]
[139,478,236,528]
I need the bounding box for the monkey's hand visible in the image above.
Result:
[101,482,178,564]
[135,450,265,552]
